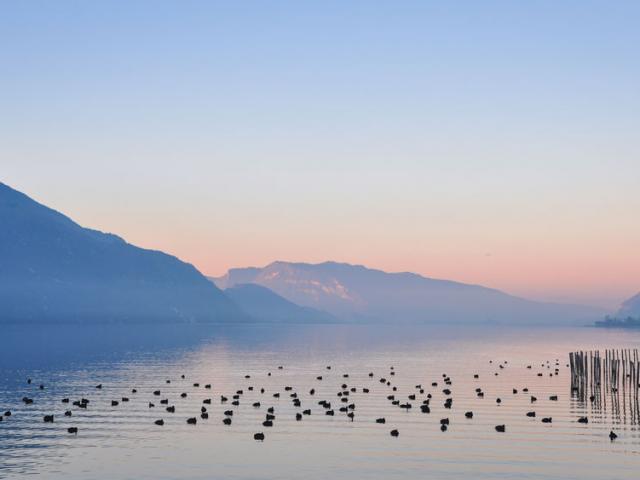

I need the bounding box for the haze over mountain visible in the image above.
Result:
[222,283,337,324]
[214,261,606,325]
[0,182,244,324]
[616,292,640,318]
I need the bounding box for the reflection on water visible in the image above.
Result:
[1,324,640,479]
[570,349,640,426]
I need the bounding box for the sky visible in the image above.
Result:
[1,1,639,309]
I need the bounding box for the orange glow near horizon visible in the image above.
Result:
[107,212,638,310]
[7,168,638,311]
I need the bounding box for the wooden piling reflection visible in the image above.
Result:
[570,349,640,425]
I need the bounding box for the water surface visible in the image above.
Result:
[1,324,639,479]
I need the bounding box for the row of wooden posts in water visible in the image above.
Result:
[570,349,640,424]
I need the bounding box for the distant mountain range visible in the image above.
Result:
[616,292,640,318]
[595,293,640,328]
[223,283,337,323]
[0,181,614,326]
[213,261,607,325]
[0,182,244,324]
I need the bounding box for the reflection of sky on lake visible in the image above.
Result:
[1,324,640,479]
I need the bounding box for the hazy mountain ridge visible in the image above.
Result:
[0,182,245,324]
[617,292,640,317]
[222,283,337,324]
[214,261,606,325]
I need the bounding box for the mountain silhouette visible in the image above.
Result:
[214,261,605,325]
[617,292,640,318]
[222,283,337,323]
[0,182,244,323]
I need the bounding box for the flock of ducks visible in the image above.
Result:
[0,360,620,442]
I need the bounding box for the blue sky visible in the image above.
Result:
[2,1,639,307]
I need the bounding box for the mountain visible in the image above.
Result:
[213,261,605,325]
[617,292,640,318]
[222,283,337,323]
[0,182,245,324]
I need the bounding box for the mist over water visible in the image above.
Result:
[1,324,639,479]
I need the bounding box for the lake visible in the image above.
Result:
[1,324,639,479]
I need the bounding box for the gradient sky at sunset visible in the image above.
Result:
[2,1,639,308]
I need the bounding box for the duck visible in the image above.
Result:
[254,432,265,441]
[390,429,399,437]
[495,425,505,432]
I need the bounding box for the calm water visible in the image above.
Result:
[1,324,639,479]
